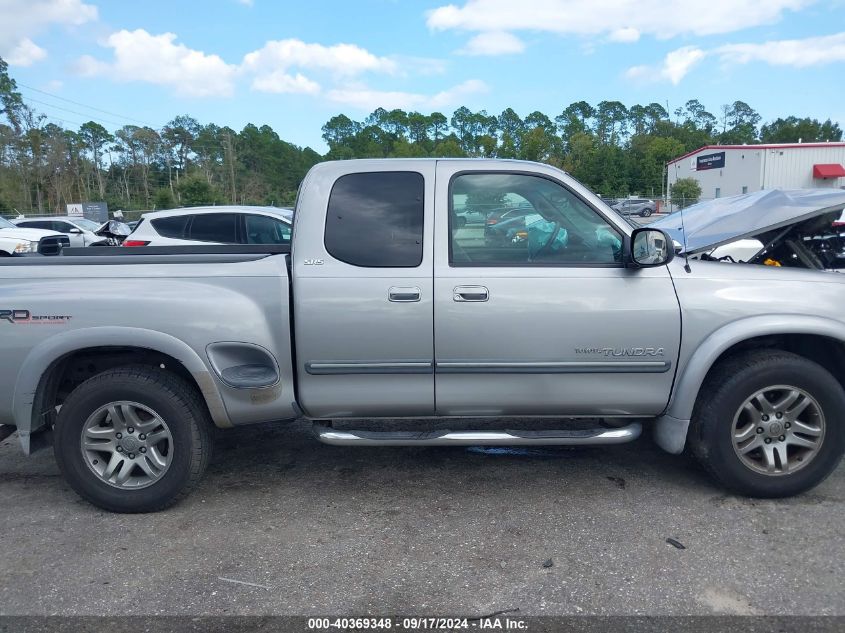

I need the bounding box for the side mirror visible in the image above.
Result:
[629,228,675,268]
[68,228,82,234]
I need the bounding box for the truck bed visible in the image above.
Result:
[0,246,297,444]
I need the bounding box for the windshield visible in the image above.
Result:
[0,217,14,229]
[72,218,101,231]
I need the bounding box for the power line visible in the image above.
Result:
[18,83,154,127]
[22,96,132,128]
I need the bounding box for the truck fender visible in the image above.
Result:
[654,314,845,454]
[13,326,231,454]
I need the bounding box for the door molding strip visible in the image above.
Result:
[435,360,672,374]
[305,361,433,375]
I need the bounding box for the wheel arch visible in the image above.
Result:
[14,326,231,454]
[655,315,845,454]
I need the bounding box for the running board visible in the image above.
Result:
[313,422,642,446]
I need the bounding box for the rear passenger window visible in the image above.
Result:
[151,216,189,239]
[245,214,291,244]
[325,172,424,267]
[189,214,238,243]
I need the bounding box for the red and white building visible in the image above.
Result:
[668,142,845,200]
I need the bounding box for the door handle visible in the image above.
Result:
[389,286,421,302]
[453,286,489,302]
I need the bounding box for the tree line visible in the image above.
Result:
[1,56,841,216]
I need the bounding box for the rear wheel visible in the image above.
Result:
[54,365,213,512]
[640,208,653,217]
[689,350,845,497]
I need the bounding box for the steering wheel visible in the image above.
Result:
[528,221,562,261]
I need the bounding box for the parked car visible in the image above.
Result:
[124,206,293,247]
[652,189,845,270]
[612,198,657,217]
[13,216,110,247]
[483,206,535,242]
[2,159,845,513]
[0,216,69,256]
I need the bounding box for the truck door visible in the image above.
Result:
[433,162,681,416]
[293,162,435,418]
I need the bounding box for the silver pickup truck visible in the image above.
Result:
[1,159,844,512]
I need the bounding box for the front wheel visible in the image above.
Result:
[689,350,845,497]
[640,208,653,217]
[54,365,213,512]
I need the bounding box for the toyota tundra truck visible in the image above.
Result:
[1,159,844,512]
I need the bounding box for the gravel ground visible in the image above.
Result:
[0,419,843,617]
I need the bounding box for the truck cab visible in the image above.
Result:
[292,160,680,420]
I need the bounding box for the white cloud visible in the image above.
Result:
[243,40,403,100]
[626,31,845,85]
[72,29,470,108]
[243,39,397,86]
[608,28,640,43]
[625,46,706,85]
[0,0,97,66]
[427,0,813,41]
[715,31,845,67]
[430,78,489,107]
[74,29,237,97]
[251,71,321,94]
[327,79,488,111]
[6,38,47,66]
[236,0,254,6]
[460,31,525,55]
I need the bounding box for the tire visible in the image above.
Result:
[53,365,213,513]
[689,350,845,498]
[640,208,653,217]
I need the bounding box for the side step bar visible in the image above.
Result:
[313,422,642,447]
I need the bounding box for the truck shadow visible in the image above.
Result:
[207,419,716,498]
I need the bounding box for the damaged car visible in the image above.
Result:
[651,189,845,270]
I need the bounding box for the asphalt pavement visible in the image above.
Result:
[0,419,843,617]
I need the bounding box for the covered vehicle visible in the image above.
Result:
[92,220,133,246]
[651,189,845,270]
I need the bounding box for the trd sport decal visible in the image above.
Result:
[0,309,72,324]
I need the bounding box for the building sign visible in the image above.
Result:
[66,202,108,222]
[696,152,726,171]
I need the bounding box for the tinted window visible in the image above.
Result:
[450,173,622,266]
[245,215,291,244]
[54,222,76,233]
[325,172,424,267]
[189,214,238,243]
[151,215,189,239]
[19,221,52,230]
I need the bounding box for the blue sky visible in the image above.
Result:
[2,0,845,151]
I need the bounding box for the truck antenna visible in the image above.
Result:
[679,202,692,273]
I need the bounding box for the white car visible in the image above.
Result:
[12,216,109,247]
[0,216,69,256]
[125,206,293,247]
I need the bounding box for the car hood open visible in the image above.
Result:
[651,189,845,255]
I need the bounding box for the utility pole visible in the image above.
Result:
[225,132,237,204]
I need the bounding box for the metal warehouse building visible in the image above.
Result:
[668,142,845,200]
